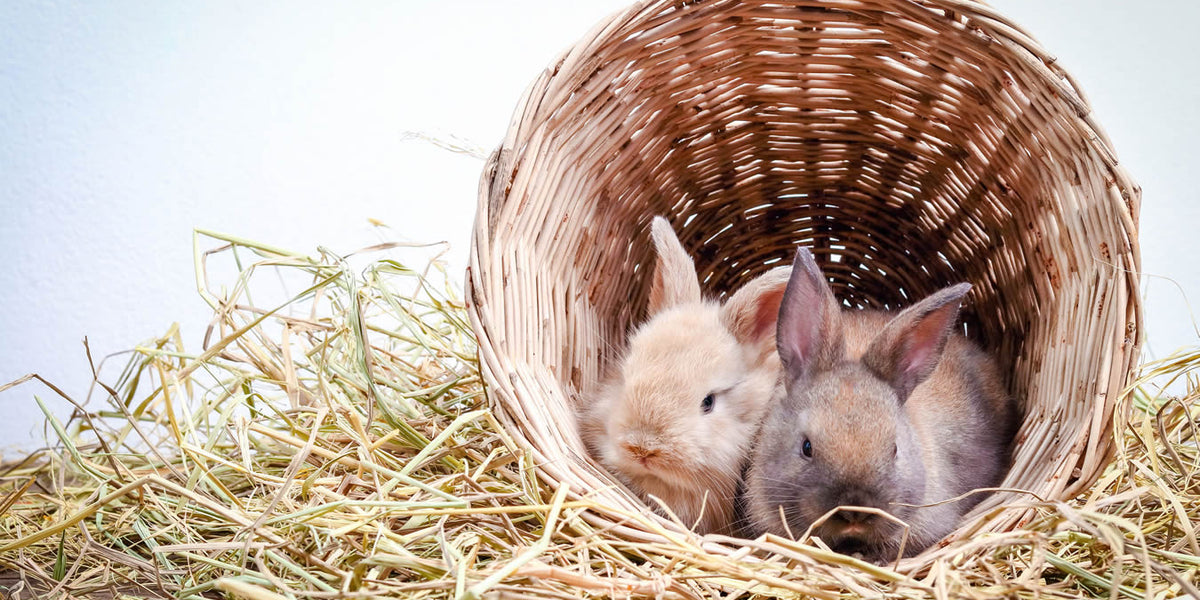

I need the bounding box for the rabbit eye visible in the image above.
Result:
[701,393,716,414]
[801,438,813,458]
[893,443,898,458]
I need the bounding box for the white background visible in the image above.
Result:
[3,1,1198,455]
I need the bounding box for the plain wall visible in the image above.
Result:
[2,1,1197,455]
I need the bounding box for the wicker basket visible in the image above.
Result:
[466,0,1141,565]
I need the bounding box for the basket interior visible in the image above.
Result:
[469,0,1141,547]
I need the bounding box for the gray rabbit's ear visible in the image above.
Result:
[721,266,790,362]
[776,248,844,380]
[862,283,971,402]
[647,216,702,314]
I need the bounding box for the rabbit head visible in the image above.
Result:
[745,247,972,559]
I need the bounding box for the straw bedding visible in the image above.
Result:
[0,233,1196,599]
[467,0,1142,569]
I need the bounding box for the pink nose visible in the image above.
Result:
[622,442,660,464]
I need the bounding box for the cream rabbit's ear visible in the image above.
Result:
[721,266,791,361]
[862,283,971,402]
[647,216,702,314]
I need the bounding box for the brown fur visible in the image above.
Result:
[578,217,790,534]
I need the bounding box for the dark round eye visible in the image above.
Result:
[701,393,716,414]
[893,442,898,458]
[801,438,813,458]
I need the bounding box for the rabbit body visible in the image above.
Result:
[743,248,1015,560]
[579,217,790,534]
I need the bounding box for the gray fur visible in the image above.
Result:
[742,248,1016,562]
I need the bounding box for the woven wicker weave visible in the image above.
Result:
[466,0,1141,565]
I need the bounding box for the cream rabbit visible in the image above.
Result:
[743,247,1016,560]
[579,216,789,534]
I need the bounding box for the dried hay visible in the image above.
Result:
[1,231,1196,599]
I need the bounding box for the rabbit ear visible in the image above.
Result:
[721,266,790,362]
[776,248,844,380]
[647,216,702,314]
[862,283,972,402]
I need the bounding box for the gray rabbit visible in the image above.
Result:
[742,247,1016,561]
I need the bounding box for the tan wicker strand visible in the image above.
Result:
[466,0,1141,571]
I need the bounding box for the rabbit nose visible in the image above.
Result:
[621,442,660,463]
[839,510,874,524]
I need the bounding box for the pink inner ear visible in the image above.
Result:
[902,344,935,379]
[777,275,824,371]
[902,304,955,377]
[750,288,787,343]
